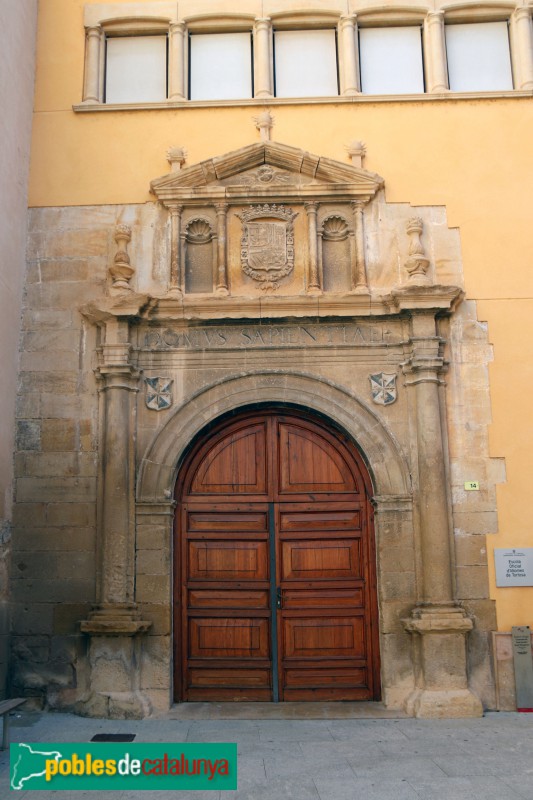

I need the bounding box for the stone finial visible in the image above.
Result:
[109,224,134,290]
[254,111,274,142]
[405,217,431,284]
[167,146,187,172]
[347,140,366,168]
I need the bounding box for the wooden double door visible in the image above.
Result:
[174,410,380,702]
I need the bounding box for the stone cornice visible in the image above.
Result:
[150,141,384,204]
[80,287,466,325]
[385,285,464,314]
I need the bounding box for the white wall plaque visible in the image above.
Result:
[495,549,533,587]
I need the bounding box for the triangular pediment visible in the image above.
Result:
[150,141,383,204]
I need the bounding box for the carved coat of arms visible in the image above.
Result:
[237,204,298,290]
[370,373,397,406]
[145,377,173,411]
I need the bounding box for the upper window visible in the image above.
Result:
[105,35,168,103]
[445,22,513,92]
[189,32,253,101]
[359,26,424,95]
[274,29,339,98]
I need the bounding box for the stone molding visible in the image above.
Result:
[73,90,533,113]
[84,4,178,28]
[404,604,474,634]
[137,370,411,503]
[80,604,152,636]
[150,140,384,204]
[80,3,533,106]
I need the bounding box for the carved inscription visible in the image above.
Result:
[143,323,402,351]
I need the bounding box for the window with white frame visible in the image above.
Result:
[273,29,339,98]
[189,32,253,100]
[445,21,514,91]
[359,26,425,94]
[105,35,168,103]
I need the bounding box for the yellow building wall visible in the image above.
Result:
[30,0,533,630]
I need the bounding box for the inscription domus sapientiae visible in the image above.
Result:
[143,323,403,351]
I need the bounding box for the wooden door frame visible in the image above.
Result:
[172,405,381,703]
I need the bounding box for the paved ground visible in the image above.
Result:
[2,709,533,799]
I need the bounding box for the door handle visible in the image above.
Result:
[276,587,282,609]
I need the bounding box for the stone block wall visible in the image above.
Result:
[444,302,501,708]
[0,0,38,699]
[11,208,107,706]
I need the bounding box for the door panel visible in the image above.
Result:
[175,410,380,702]
[189,618,270,658]
[280,538,362,580]
[188,422,268,496]
[188,540,269,581]
[277,421,358,496]
[283,616,365,658]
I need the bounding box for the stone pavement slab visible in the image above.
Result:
[1,710,532,799]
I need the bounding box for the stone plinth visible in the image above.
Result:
[404,605,483,718]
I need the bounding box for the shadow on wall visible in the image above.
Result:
[0,521,11,700]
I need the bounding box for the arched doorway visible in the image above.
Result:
[173,408,380,702]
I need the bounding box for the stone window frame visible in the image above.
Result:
[441,4,533,91]
[79,2,533,108]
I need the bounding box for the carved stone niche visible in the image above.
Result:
[150,140,384,306]
[321,214,352,292]
[184,217,215,294]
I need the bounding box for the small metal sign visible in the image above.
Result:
[494,548,533,587]
[464,481,480,491]
[511,626,533,712]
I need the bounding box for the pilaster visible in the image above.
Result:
[168,203,183,296]
[424,12,449,93]
[305,202,321,293]
[392,288,482,717]
[351,201,368,292]
[82,26,104,103]
[254,17,273,98]
[215,203,229,295]
[510,7,533,90]
[338,15,360,96]
[79,317,152,718]
[168,22,187,101]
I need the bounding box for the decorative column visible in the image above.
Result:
[510,7,533,90]
[168,204,183,296]
[82,26,104,103]
[393,290,482,718]
[168,22,187,100]
[338,14,360,95]
[254,17,273,98]
[351,201,369,292]
[215,203,229,295]
[424,12,449,93]
[80,319,152,719]
[305,203,321,293]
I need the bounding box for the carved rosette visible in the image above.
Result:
[405,217,431,284]
[109,224,134,290]
[237,204,298,290]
